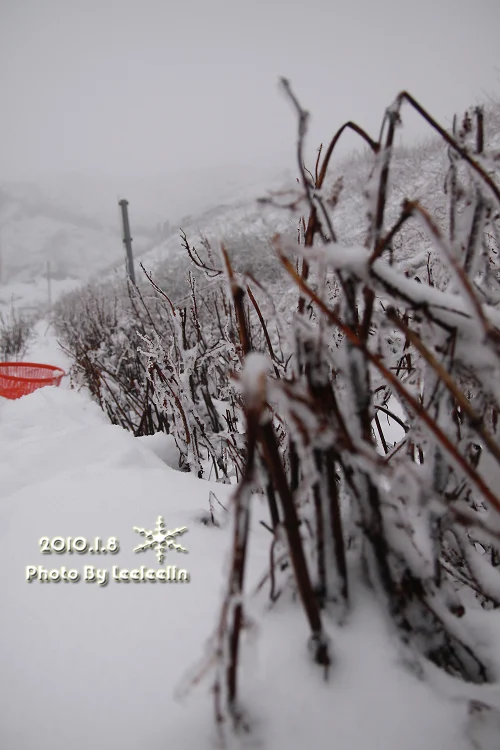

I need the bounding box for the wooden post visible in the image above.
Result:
[118,199,136,285]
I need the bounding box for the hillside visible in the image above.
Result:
[119,99,500,295]
[3,98,499,318]
[0,163,293,312]
[0,185,156,282]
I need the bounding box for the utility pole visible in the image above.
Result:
[47,261,52,309]
[118,199,136,285]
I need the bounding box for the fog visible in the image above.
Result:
[1,0,499,207]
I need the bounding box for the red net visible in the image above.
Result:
[0,362,66,400]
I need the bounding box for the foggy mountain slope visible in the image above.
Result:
[35,164,294,226]
[119,198,297,279]
[0,162,292,293]
[0,184,154,288]
[3,97,499,311]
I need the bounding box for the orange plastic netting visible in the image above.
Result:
[0,362,66,400]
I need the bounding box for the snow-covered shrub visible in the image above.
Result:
[0,305,36,360]
[173,89,500,738]
[139,237,288,482]
[52,277,171,436]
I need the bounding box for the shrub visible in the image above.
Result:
[166,89,500,739]
[0,305,36,361]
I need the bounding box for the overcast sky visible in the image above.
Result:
[1,0,499,183]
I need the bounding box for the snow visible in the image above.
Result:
[239,352,270,410]
[0,324,497,749]
[0,383,238,749]
[136,431,185,471]
[24,319,73,372]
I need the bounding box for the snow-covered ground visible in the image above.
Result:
[0,324,497,749]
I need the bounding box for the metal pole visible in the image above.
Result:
[47,261,52,309]
[118,199,136,285]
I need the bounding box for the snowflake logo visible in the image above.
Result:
[133,516,188,564]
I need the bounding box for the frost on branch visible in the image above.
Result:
[269,89,500,686]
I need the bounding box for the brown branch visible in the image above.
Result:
[395,92,500,204]
[387,308,500,467]
[279,254,500,514]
